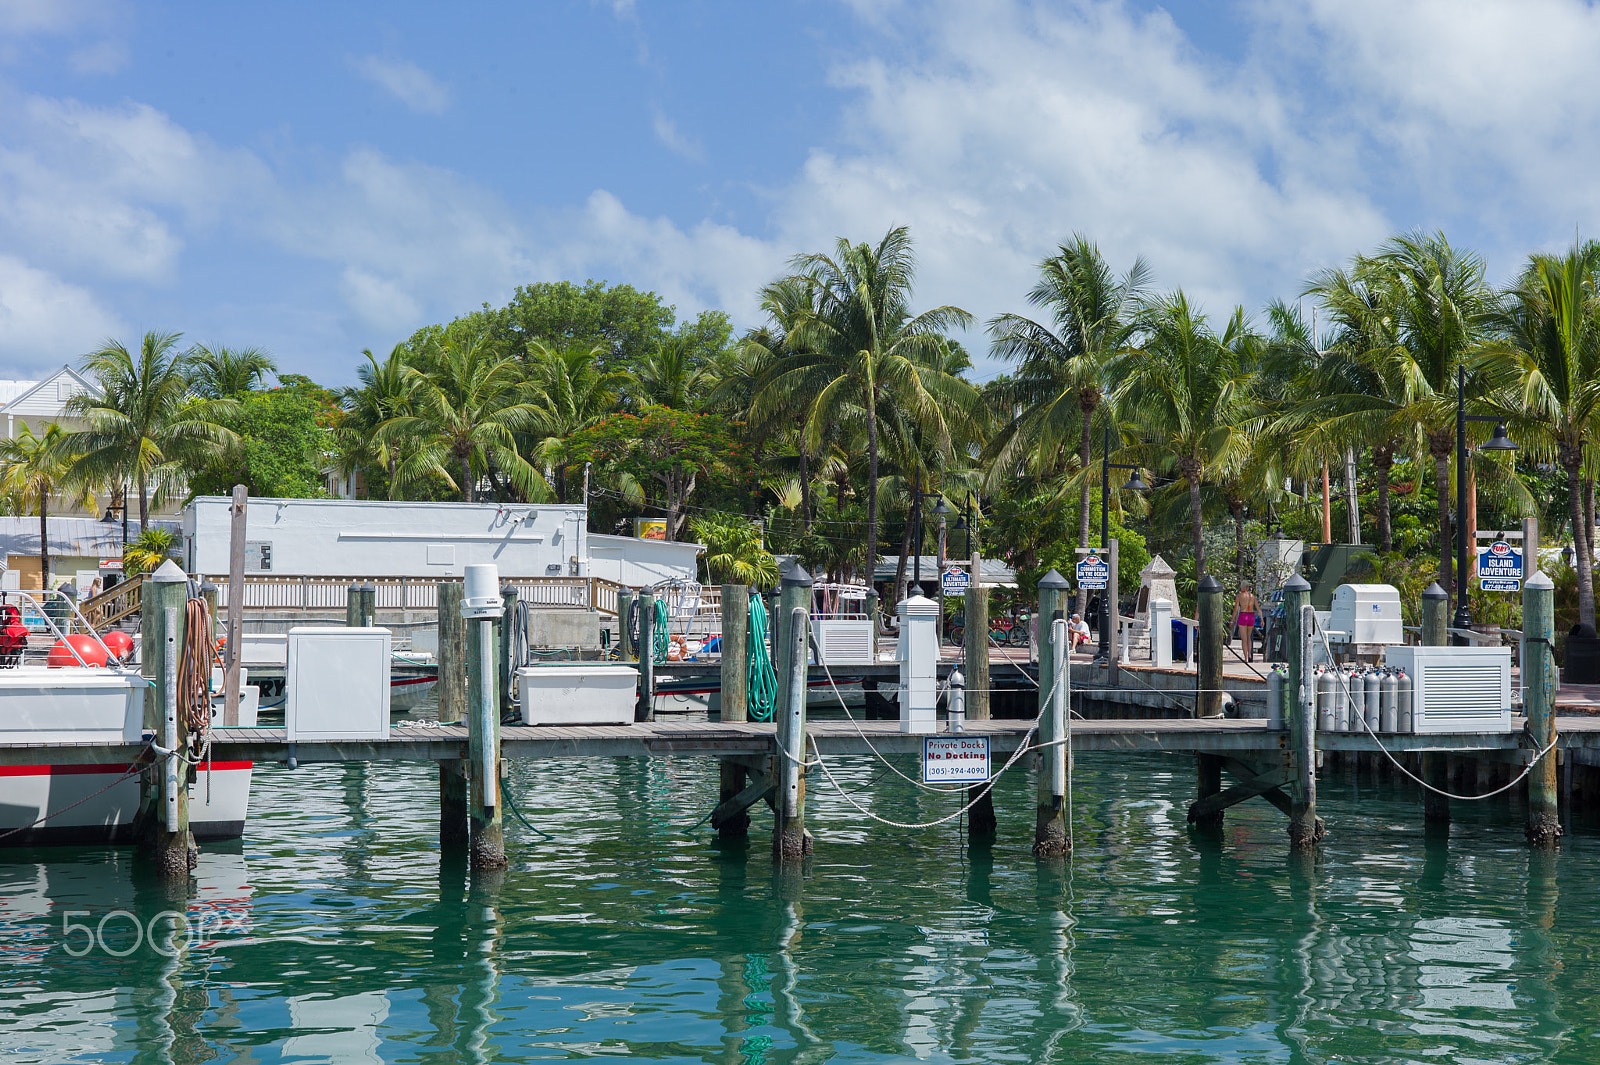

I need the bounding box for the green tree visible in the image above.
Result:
[380,335,545,503]
[337,345,419,498]
[190,382,337,499]
[0,423,92,586]
[768,226,974,582]
[525,342,628,503]
[1113,294,1258,580]
[481,280,677,370]
[691,513,779,586]
[64,331,238,530]
[188,344,277,398]
[123,527,179,577]
[567,406,745,540]
[1481,241,1600,629]
[987,236,1150,547]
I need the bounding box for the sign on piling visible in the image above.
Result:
[940,566,969,596]
[1075,554,1109,590]
[923,735,990,783]
[1478,540,1523,592]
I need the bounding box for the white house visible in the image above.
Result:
[181,497,702,587]
[0,366,95,441]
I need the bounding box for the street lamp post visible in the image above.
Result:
[1451,364,1518,644]
[1099,422,1149,661]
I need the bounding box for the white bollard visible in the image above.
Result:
[898,594,940,734]
[1150,597,1173,668]
[948,667,965,733]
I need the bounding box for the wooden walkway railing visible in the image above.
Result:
[192,574,628,617]
[80,574,146,630]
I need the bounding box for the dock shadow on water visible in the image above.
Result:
[3,750,1599,1062]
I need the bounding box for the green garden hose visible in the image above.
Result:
[653,597,669,663]
[746,593,777,722]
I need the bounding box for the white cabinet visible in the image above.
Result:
[286,627,391,741]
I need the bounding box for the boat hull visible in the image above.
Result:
[0,761,253,846]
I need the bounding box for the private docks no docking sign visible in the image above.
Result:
[923,736,991,784]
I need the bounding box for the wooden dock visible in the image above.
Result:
[6,714,1593,768]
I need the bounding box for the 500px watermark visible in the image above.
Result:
[60,910,247,957]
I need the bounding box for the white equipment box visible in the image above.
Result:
[286,626,392,741]
[812,618,875,666]
[517,663,637,725]
[1329,584,1404,646]
[1384,645,1512,734]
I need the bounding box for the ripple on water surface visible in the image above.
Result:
[0,750,1597,1062]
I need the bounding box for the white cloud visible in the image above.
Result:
[0,0,114,36]
[351,54,451,115]
[0,255,122,373]
[651,107,703,163]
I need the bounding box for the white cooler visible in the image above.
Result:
[516,663,638,725]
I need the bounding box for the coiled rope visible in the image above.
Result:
[179,596,215,800]
[653,598,669,664]
[746,593,777,722]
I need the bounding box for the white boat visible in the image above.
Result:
[0,590,255,847]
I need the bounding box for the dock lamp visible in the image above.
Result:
[1452,365,1518,644]
[1099,422,1150,661]
[461,563,504,808]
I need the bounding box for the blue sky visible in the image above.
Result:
[2,0,1599,384]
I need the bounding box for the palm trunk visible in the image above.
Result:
[893,503,914,605]
[1585,478,1596,548]
[1570,462,1595,629]
[1373,445,1393,553]
[865,390,880,590]
[1077,402,1094,549]
[460,454,473,503]
[1320,462,1331,543]
[799,449,812,532]
[137,470,149,533]
[38,497,49,589]
[1187,470,1205,582]
[1433,451,1453,592]
[1344,447,1360,544]
[1233,503,1245,587]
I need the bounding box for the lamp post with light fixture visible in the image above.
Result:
[1099,422,1149,661]
[1452,364,1519,643]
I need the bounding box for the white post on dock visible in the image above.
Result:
[223,484,247,727]
[462,563,508,871]
[163,605,179,834]
[1050,617,1068,802]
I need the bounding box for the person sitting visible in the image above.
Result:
[1068,612,1092,652]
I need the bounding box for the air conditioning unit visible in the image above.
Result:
[812,619,875,665]
[1383,646,1512,734]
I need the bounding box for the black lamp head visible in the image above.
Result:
[1482,423,1518,451]
[1125,469,1150,493]
[933,498,953,516]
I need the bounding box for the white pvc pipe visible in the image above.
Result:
[478,618,497,809]
[1051,617,1068,800]
[164,606,179,834]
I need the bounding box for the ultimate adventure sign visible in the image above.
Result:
[1478,540,1524,592]
[923,736,991,784]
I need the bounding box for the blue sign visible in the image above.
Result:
[1075,554,1110,590]
[940,566,970,596]
[1478,540,1523,592]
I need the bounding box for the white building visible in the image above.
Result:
[182,497,703,587]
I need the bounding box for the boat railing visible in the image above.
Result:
[0,587,132,671]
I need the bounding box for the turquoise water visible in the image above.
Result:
[1,747,1598,1063]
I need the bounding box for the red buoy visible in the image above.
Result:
[101,629,134,661]
[47,635,109,668]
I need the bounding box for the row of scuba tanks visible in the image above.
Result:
[1264,663,1416,733]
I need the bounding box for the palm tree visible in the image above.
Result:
[1481,241,1600,629]
[337,344,419,497]
[628,334,710,411]
[987,236,1150,547]
[63,331,238,530]
[1370,232,1496,592]
[691,514,779,586]
[380,335,546,503]
[0,423,92,586]
[526,342,627,502]
[768,226,973,582]
[1113,294,1258,579]
[189,345,277,398]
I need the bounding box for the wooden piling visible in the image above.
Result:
[636,591,656,722]
[1033,569,1070,857]
[1420,581,1451,827]
[964,581,996,839]
[866,590,880,658]
[1524,570,1561,845]
[437,582,468,852]
[617,589,635,662]
[1196,575,1225,719]
[1284,574,1321,849]
[222,484,247,727]
[346,583,363,627]
[140,567,194,878]
[466,612,506,870]
[774,565,813,860]
[718,584,750,840]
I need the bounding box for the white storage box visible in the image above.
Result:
[1384,645,1512,734]
[1329,584,1404,646]
[517,663,637,725]
[287,627,391,741]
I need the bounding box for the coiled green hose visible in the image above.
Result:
[746,593,777,721]
[653,597,669,663]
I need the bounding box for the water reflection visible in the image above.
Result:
[0,754,1596,1061]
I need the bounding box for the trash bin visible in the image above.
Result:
[1171,618,1188,659]
[1565,634,1600,684]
